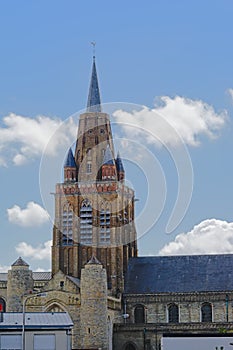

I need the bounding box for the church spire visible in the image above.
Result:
[87,56,102,112]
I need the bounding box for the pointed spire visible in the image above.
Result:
[116,152,124,172]
[103,144,115,166]
[64,148,76,168]
[87,56,102,113]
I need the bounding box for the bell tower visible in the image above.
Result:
[52,56,137,295]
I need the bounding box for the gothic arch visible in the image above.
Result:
[168,303,179,323]
[81,199,92,207]
[124,342,137,350]
[45,301,66,313]
[134,304,145,323]
[0,297,6,312]
[201,302,212,322]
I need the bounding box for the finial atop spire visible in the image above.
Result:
[91,41,96,58]
[87,49,102,113]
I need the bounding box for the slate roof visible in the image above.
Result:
[0,273,7,281]
[87,56,102,113]
[124,255,233,294]
[116,152,124,172]
[87,255,101,265]
[0,272,51,282]
[66,275,80,288]
[64,148,76,168]
[0,312,73,329]
[102,144,115,166]
[12,257,29,267]
[32,272,52,281]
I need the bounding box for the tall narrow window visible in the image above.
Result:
[0,298,6,312]
[99,208,111,245]
[134,304,145,323]
[201,302,212,322]
[62,205,73,246]
[80,200,93,245]
[168,304,179,323]
[86,162,92,173]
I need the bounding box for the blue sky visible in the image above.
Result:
[1,0,233,271]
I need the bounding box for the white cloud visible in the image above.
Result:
[7,201,49,227]
[227,88,233,101]
[113,96,227,147]
[159,219,233,255]
[15,240,52,261]
[0,265,10,272]
[34,267,50,272]
[0,113,76,166]
[13,154,27,166]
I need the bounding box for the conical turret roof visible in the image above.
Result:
[87,254,101,265]
[102,144,115,166]
[116,152,124,172]
[12,257,29,267]
[64,148,76,168]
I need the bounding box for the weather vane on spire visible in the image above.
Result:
[91,41,96,58]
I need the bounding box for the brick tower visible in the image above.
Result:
[52,56,137,295]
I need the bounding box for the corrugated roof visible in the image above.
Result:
[124,255,233,294]
[0,313,73,329]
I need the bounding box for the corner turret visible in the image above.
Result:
[116,152,125,182]
[101,144,117,180]
[7,257,33,312]
[64,148,77,182]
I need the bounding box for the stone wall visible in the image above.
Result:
[7,265,33,312]
[80,260,108,350]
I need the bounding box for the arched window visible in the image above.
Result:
[62,205,73,246]
[134,304,145,323]
[168,304,179,323]
[80,200,93,245]
[0,298,6,312]
[201,302,212,322]
[125,343,136,350]
[86,148,92,158]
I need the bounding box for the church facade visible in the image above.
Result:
[1,58,233,350]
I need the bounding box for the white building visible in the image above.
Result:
[0,312,73,350]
